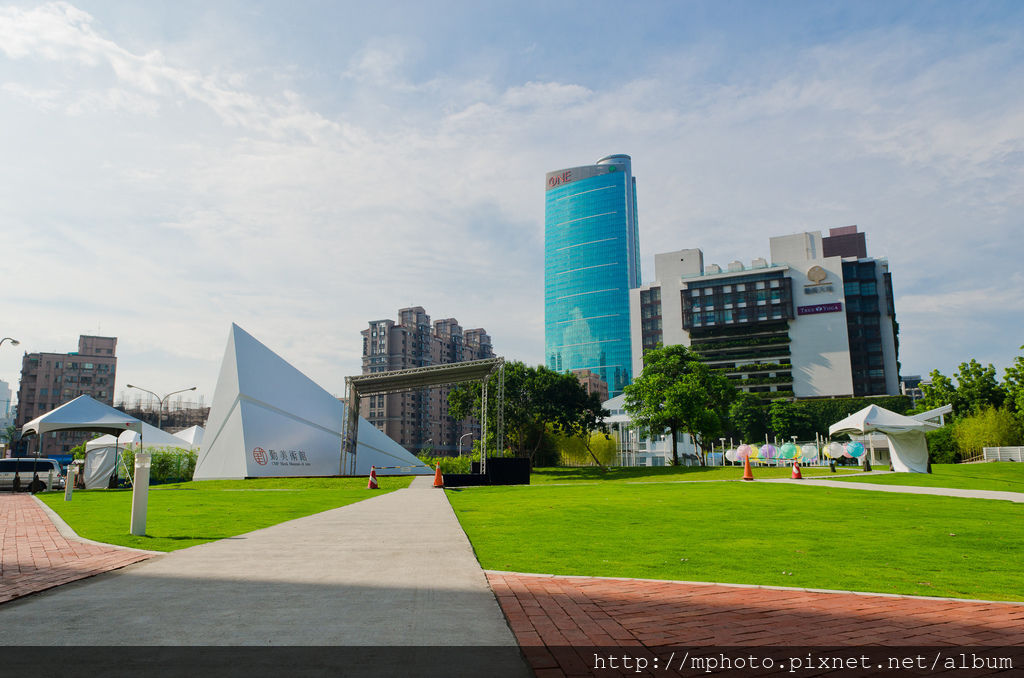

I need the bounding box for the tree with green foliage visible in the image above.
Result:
[447,361,607,467]
[623,345,736,465]
[3,423,18,445]
[953,359,1006,415]
[728,392,768,442]
[952,407,1023,456]
[917,370,959,413]
[558,388,612,469]
[1002,345,1024,424]
[919,360,1006,418]
[768,398,815,440]
[553,428,619,467]
[925,425,959,464]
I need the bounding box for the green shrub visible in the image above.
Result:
[953,407,1023,456]
[417,452,475,475]
[926,425,959,463]
[120,447,197,485]
[554,431,619,467]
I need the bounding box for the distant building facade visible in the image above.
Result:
[631,226,899,399]
[0,379,14,448]
[544,154,641,398]
[900,375,925,406]
[360,307,494,455]
[14,335,118,456]
[571,369,609,403]
[115,398,210,432]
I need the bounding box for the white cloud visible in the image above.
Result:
[0,3,1021,399]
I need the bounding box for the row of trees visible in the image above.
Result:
[916,350,1024,420]
[447,345,915,468]
[451,345,1024,468]
[914,347,1024,461]
[621,345,918,465]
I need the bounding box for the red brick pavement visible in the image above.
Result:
[0,494,156,604]
[487,572,1024,677]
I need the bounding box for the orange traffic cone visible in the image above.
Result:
[432,462,444,488]
[367,466,379,489]
[791,460,802,479]
[742,455,754,481]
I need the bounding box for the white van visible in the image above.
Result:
[0,458,66,492]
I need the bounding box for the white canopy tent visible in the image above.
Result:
[83,421,196,489]
[21,395,144,488]
[829,405,938,473]
[21,395,143,440]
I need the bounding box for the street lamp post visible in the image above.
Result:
[126,385,197,429]
[0,337,19,348]
[458,432,473,457]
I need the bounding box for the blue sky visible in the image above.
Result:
[1,1,1022,407]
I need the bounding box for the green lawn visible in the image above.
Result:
[831,463,1024,493]
[447,481,1023,601]
[530,464,864,484]
[38,476,412,552]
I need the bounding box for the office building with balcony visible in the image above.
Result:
[14,335,118,456]
[360,307,494,455]
[631,226,899,399]
[545,154,641,398]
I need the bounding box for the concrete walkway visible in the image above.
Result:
[0,477,529,674]
[760,477,1024,502]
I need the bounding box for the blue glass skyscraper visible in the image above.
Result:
[545,154,640,397]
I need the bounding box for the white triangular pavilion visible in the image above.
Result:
[193,324,430,479]
[829,404,938,473]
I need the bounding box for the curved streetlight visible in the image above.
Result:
[0,337,20,348]
[126,384,197,429]
[458,432,473,457]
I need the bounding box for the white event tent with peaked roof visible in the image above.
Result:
[83,421,198,489]
[21,394,143,440]
[174,425,204,447]
[21,395,145,487]
[829,404,938,473]
[193,324,430,480]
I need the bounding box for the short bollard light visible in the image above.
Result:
[64,466,76,501]
[130,452,152,536]
[48,469,54,491]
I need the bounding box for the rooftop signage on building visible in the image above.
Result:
[797,302,843,316]
[545,164,619,191]
[803,265,834,294]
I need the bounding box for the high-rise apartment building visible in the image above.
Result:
[631,226,899,399]
[360,307,494,455]
[14,335,118,456]
[0,379,12,418]
[544,154,640,398]
[0,379,13,444]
